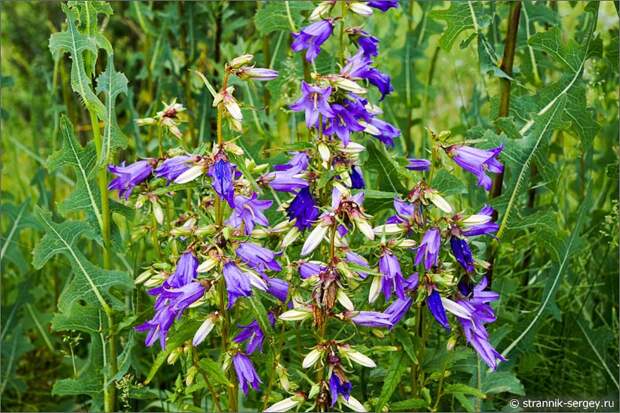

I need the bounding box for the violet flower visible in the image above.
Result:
[350,166,365,189]
[108,160,152,199]
[324,103,365,146]
[383,273,418,326]
[299,261,324,279]
[274,151,310,172]
[266,277,289,303]
[232,353,262,395]
[427,289,450,330]
[236,242,282,273]
[386,197,415,225]
[222,262,253,308]
[289,81,335,128]
[446,144,504,191]
[357,32,379,57]
[155,155,193,183]
[233,314,275,354]
[379,249,406,301]
[368,0,399,12]
[406,158,431,171]
[457,277,506,369]
[463,205,499,236]
[415,227,441,269]
[291,19,334,62]
[344,250,369,279]
[329,373,352,406]
[208,159,236,207]
[450,237,475,272]
[287,187,320,231]
[349,311,393,328]
[135,303,176,349]
[367,117,400,146]
[226,193,272,235]
[263,169,309,192]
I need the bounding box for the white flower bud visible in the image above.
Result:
[462,214,492,226]
[228,54,254,68]
[192,317,215,346]
[395,239,417,248]
[342,347,376,368]
[339,141,366,154]
[318,142,331,164]
[279,309,312,322]
[343,395,367,412]
[264,397,301,413]
[368,275,382,304]
[175,165,204,184]
[302,348,323,369]
[373,223,403,235]
[349,2,373,16]
[441,297,472,320]
[135,269,154,284]
[337,290,355,311]
[427,191,453,213]
[334,77,367,94]
[354,216,375,240]
[281,226,301,248]
[197,258,217,273]
[301,222,329,256]
[309,1,333,20]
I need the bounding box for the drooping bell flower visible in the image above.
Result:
[291,19,334,62]
[155,155,194,183]
[350,166,365,189]
[236,242,282,273]
[135,303,176,349]
[344,250,369,279]
[415,227,441,269]
[274,151,310,172]
[386,197,415,225]
[226,193,272,235]
[329,373,352,406]
[406,158,431,171]
[367,117,400,146]
[379,249,406,301]
[265,277,289,303]
[287,187,320,231]
[232,353,262,395]
[351,28,380,57]
[348,311,393,328]
[160,281,205,313]
[222,262,253,308]
[165,252,199,289]
[445,144,504,191]
[298,261,325,279]
[208,159,236,208]
[368,0,399,12]
[364,67,393,99]
[462,204,499,236]
[324,103,365,146]
[235,67,279,81]
[426,289,450,330]
[108,160,152,199]
[340,51,393,99]
[289,81,335,128]
[450,237,475,272]
[383,273,418,326]
[456,277,506,369]
[262,169,309,193]
[233,314,275,354]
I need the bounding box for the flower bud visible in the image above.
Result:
[167,348,182,364]
[462,214,492,226]
[281,226,301,248]
[192,317,215,346]
[144,274,165,288]
[368,275,382,304]
[237,67,279,81]
[264,396,302,413]
[340,346,376,368]
[195,225,216,236]
[349,2,373,16]
[302,348,323,369]
[135,269,154,284]
[310,1,333,20]
[279,308,312,322]
[308,383,320,399]
[373,223,402,235]
[276,363,290,391]
[395,239,417,248]
[343,395,367,412]
[354,216,375,240]
[197,258,217,273]
[301,222,329,256]
[175,165,204,184]
[447,335,457,351]
[318,142,331,164]
[337,289,355,311]
[228,54,254,68]
[334,77,367,94]
[427,190,453,213]
[186,366,198,386]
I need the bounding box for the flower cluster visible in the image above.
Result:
[112,2,507,411]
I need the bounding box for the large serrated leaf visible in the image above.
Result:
[375,353,407,412]
[95,54,128,165]
[49,4,105,118]
[48,115,103,231]
[32,207,132,314]
[254,1,313,34]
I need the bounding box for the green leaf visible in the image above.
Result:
[48,115,103,231]
[389,398,428,411]
[249,295,273,335]
[479,371,525,396]
[375,353,407,412]
[429,2,481,52]
[254,1,313,34]
[393,328,418,365]
[365,141,407,194]
[198,357,231,387]
[444,383,486,399]
[431,170,467,196]
[95,54,128,165]
[32,207,132,314]
[49,4,105,118]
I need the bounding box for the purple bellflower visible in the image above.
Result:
[349,311,393,328]
[299,261,324,279]
[457,278,506,369]
[108,160,152,199]
[290,81,335,128]
[135,303,176,349]
[415,227,441,269]
[384,273,419,326]
[368,117,400,146]
[233,353,262,395]
[368,0,400,12]
[386,197,415,225]
[236,242,282,273]
[223,262,253,308]
[379,249,406,301]
[287,187,320,231]
[350,165,366,189]
[226,193,272,235]
[208,159,236,207]
[233,313,275,354]
[357,32,379,57]
[427,289,450,330]
[450,237,475,272]
[406,158,431,171]
[344,250,369,279]
[446,144,504,191]
[155,155,193,183]
[265,277,289,302]
[274,151,310,172]
[291,19,334,62]
[463,205,499,236]
[329,373,352,406]
[324,103,366,146]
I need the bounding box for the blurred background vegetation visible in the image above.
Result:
[1,1,618,411]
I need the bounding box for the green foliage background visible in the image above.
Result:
[1,1,618,412]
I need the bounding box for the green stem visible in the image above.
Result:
[89,109,116,412]
[339,1,347,65]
